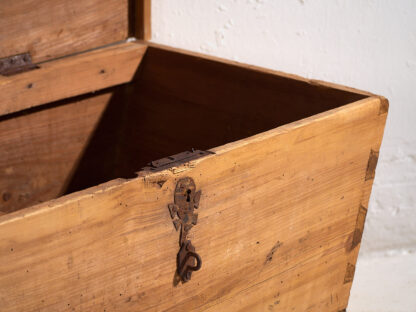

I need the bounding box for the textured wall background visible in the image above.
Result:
[151,0,416,256]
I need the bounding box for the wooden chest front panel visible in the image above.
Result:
[0,94,386,311]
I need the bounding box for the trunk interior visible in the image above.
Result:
[0,45,368,214]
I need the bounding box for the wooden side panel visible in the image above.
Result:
[0,92,115,213]
[0,97,387,311]
[0,42,147,116]
[0,0,129,63]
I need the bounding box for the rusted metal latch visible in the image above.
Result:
[142,149,214,172]
[168,177,202,283]
[0,53,38,76]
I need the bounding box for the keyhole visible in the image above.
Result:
[186,189,191,202]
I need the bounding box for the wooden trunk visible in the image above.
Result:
[0,1,387,311]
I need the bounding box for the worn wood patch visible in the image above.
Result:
[351,205,368,251]
[344,263,356,284]
[264,241,283,264]
[378,96,389,115]
[365,149,379,181]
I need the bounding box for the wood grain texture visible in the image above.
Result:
[133,0,152,40]
[0,91,114,213]
[0,0,129,63]
[0,42,146,116]
[0,96,387,311]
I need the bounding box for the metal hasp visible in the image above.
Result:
[168,177,202,283]
[0,53,38,76]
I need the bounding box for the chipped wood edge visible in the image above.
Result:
[378,96,389,115]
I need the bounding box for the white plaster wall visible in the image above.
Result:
[151,0,416,256]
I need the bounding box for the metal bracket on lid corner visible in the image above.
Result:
[142,149,214,172]
[0,53,39,76]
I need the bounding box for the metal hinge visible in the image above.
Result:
[142,149,214,172]
[0,53,38,76]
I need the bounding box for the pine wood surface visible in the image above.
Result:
[0,91,114,213]
[0,96,387,311]
[133,0,152,40]
[0,42,146,116]
[0,0,129,64]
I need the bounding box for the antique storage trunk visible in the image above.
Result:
[0,1,388,311]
